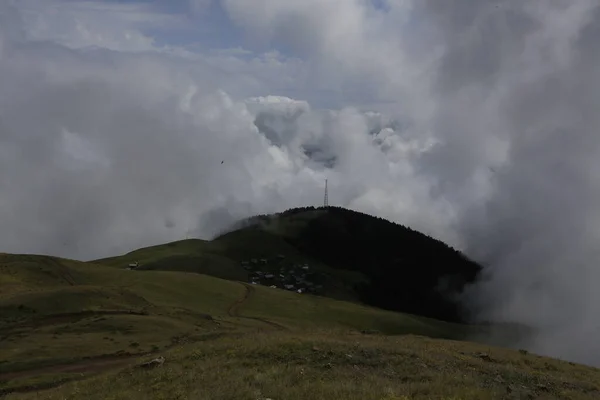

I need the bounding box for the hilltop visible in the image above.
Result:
[97,206,482,323]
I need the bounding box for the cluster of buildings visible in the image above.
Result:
[241,255,324,294]
[124,255,325,296]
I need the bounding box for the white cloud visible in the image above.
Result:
[3,0,600,367]
[190,0,214,14]
[16,0,183,52]
[0,2,448,260]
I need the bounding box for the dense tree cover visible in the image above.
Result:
[233,206,481,322]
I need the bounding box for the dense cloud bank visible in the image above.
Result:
[2,0,600,365]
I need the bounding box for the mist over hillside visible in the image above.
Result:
[2,1,600,365]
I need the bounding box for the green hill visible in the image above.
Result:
[96,206,481,322]
[2,253,600,399]
[0,252,472,395]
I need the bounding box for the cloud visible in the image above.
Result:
[15,0,183,52]
[190,0,214,14]
[0,1,445,261]
[414,0,600,365]
[2,0,600,366]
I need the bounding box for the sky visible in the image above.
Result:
[2,0,600,366]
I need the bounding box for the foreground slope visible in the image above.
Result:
[1,253,470,395]
[2,253,600,399]
[96,206,482,322]
[7,330,600,400]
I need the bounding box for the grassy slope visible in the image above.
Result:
[241,284,472,339]
[92,206,482,322]
[0,254,243,381]
[7,331,600,400]
[0,253,465,394]
[94,227,367,302]
[93,239,246,281]
[2,253,600,399]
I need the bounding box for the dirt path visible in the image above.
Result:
[241,315,287,330]
[226,283,287,331]
[49,258,76,286]
[0,353,150,396]
[227,283,255,317]
[0,310,149,335]
[0,354,138,383]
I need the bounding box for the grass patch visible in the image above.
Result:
[5,331,600,400]
[2,253,600,399]
[238,284,470,339]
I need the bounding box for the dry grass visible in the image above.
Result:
[3,253,600,399]
[6,330,600,400]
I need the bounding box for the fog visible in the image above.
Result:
[2,0,600,365]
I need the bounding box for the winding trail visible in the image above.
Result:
[227,283,287,331]
[0,354,136,382]
[227,283,255,317]
[0,310,148,334]
[0,353,144,396]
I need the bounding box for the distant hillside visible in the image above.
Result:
[96,206,480,323]
[0,252,486,395]
[216,206,482,322]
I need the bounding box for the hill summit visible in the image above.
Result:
[218,206,482,323]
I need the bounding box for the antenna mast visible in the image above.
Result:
[324,179,329,207]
